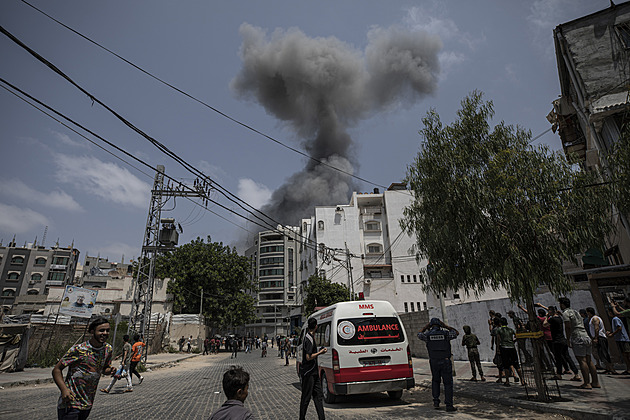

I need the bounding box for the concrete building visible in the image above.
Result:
[302,183,429,314]
[0,240,79,316]
[244,226,301,338]
[550,1,630,317]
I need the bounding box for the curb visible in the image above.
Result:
[415,379,614,420]
[0,353,203,389]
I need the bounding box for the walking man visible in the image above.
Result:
[559,297,600,389]
[299,318,327,420]
[101,334,133,393]
[418,318,459,412]
[52,317,113,420]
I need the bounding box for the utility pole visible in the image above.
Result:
[128,165,213,360]
[345,243,354,300]
[128,166,166,351]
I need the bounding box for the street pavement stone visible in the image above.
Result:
[0,349,569,419]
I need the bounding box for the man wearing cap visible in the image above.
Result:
[418,318,459,412]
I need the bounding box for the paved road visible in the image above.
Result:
[0,350,569,419]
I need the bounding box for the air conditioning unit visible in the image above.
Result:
[364,278,372,285]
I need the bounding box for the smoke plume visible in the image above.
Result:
[232,23,441,226]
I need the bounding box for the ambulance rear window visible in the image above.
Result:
[336,317,404,345]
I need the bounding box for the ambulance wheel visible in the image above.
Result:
[388,390,403,400]
[321,372,337,404]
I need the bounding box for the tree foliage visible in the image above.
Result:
[157,237,256,329]
[304,274,350,315]
[401,91,613,302]
[608,119,630,217]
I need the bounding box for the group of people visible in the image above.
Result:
[418,296,630,413]
[52,317,146,420]
[51,297,630,420]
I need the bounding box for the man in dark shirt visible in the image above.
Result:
[545,306,580,380]
[418,318,459,412]
[299,318,327,420]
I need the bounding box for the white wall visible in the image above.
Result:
[427,290,595,362]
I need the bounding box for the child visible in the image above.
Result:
[210,366,254,420]
[461,325,485,381]
[52,317,113,420]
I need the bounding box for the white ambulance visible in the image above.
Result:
[297,300,415,403]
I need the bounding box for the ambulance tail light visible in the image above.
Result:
[407,345,413,369]
[332,348,340,373]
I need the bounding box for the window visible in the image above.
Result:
[407,275,411,283]
[7,272,20,280]
[314,321,331,347]
[367,243,382,254]
[423,302,427,310]
[35,257,47,266]
[364,221,380,231]
[615,21,630,49]
[410,302,415,312]
[413,275,417,282]
[10,256,24,265]
[453,293,460,299]
[48,272,65,282]
[2,289,15,297]
[259,268,284,277]
[259,257,284,266]
[52,257,69,265]
[318,220,325,230]
[31,273,43,282]
[400,275,404,283]
[404,302,408,312]
[27,289,39,295]
[260,245,284,253]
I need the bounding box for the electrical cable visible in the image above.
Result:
[0,23,338,254]
[0,78,266,236]
[17,0,386,190]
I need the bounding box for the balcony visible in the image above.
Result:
[45,280,64,286]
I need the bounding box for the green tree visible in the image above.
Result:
[401,91,612,304]
[304,275,350,315]
[608,119,630,217]
[157,237,256,329]
[401,91,613,398]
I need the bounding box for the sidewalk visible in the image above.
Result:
[413,357,630,420]
[0,352,201,389]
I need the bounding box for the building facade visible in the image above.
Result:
[551,2,630,318]
[244,226,301,338]
[0,240,79,316]
[301,183,429,314]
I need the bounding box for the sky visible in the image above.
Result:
[0,0,614,263]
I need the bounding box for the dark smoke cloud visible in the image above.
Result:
[232,23,441,226]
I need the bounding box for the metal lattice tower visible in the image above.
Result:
[128,165,166,341]
[128,165,214,355]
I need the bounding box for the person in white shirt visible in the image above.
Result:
[586,307,617,374]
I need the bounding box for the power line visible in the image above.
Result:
[0,78,268,236]
[0,25,329,251]
[18,0,387,190]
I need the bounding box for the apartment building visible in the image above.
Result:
[0,240,79,315]
[550,1,630,308]
[300,183,429,314]
[244,226,301,337]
